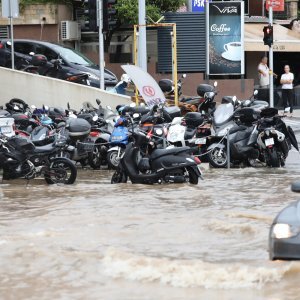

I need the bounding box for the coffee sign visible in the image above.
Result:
[206,1,244,75]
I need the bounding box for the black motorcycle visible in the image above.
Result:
[256,108,298,167]
[111,129,203,185]
[0,135,77,184]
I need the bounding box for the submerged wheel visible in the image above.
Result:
[107,150,123,170]
[111,170,127,184]
[88,145,106,169]
[208,146,228,168]
[44,158,77,184]
[267,148,280,168]
[187,167,199,184]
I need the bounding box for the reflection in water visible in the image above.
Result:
[1,157,300,299]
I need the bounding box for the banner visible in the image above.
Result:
[206,1,244,75]
[121,65,166,108]
[266,0,284,12]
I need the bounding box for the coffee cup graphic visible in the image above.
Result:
[222,42,241,61]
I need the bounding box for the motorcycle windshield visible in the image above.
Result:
[214,103,234,125]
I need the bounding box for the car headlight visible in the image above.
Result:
[272,223,299,239]
[87,73,100,81]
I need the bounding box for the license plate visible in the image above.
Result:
[195,138,207,145]
[1,126,12,134]
[265,137,274,146]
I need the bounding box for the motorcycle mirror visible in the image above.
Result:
[96,98,101,106]
[213,81,218,87]
[130,103,136,107]
[92,115,98,122]
[133,113,140,119]
[182,74,187,79]
[44,105,49,111]
[6,41,11,46]
[253,90,258,96]
[67,102,70,110]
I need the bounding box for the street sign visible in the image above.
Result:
[266,0,284,12]
[192,0,210,13]
[1,0,19,18]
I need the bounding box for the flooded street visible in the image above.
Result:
[1,134,300,299]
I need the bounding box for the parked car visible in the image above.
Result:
[0,39,118,88]
[269,182,300,260]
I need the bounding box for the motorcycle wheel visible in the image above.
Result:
[208,146,228,168]
[44,158,77,184]
[267,148,280,168]
[111,170,127,184]
[88,145,104,169]
[186,167,199,184]
[107,150,123,170]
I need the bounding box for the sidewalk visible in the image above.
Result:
[278,109,300,119]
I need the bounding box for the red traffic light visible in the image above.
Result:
[263,25,273,47]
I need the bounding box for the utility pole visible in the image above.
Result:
[269,6,274,107]
[138,0,147,71]
[98,0,105,90]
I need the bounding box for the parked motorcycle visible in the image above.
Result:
[111,128,203,185]
[256,108,298,167]
[22,54,90,85]
[0,134,77,184]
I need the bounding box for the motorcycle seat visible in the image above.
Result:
[150,146,191,160]
[184,128,197,140]
[34,143,56,153]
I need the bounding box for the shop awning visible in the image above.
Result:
[245,23,300,52]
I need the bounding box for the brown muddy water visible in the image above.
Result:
[1,152,300,300]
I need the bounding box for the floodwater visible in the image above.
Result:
[1,153,300,299]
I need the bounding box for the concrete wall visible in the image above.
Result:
[0,67,131,110]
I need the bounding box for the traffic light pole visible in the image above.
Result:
[98,0,105,90]
[269,7,274,108]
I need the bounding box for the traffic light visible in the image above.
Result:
[263,25,273,47]
[82,0,97,32]
[103,0,118,32]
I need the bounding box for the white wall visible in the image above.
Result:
[0,67,131,110]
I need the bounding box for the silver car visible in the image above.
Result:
[269,182,300,260]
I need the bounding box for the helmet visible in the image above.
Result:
[121,74,131,83]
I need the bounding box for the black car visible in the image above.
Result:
[0,39,118,88]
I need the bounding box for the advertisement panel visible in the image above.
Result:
[206,1,244,75]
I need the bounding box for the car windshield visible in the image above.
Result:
[53,45,96,66]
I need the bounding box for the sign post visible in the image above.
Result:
[2,0,19,70]
[265,0,284,108]
[97,0,105,90]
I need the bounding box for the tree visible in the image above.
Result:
[105,0,185,52]
[115,0,186,25]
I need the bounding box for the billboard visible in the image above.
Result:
[206,1,244,75]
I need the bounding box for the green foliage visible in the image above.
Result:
[19,0,73,6]
[116,0,186,25]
